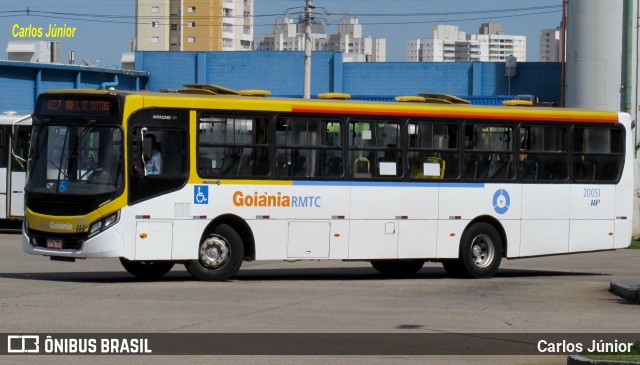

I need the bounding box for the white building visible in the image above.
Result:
[255,17,386,62]
[6,41,60,63]
[407,23,526,62]
[254,17,326,52]
[539,27,562,62]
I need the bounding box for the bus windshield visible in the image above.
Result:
[26,123,124,195]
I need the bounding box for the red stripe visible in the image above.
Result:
[291,107,618,123]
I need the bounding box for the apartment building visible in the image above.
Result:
[539,26,562,62]
[136,0,253,51]
[255,17,386,62]
[407,23,526,62]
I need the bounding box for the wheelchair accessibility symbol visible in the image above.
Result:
[493,189,510,215]
[194,185,209,204]
[58,180,68,193]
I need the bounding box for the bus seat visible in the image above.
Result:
[488,158,510,180]
[324,156,343,177]
[578,159,597,181]
[353,157,371,178]
[221,147,242,176]
[520,160,538,180]
[198,156,213,175]
[237,155,253,176]
[465,160,478,180]
[276,154,288,177]
[410,156,445,179]
[475,158,490,180]
[291,155,308,177]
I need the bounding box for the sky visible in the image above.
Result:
[0,0,562,67]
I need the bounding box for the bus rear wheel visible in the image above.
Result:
[370,260,425,277]
[450,222,503,278]
[119,258,174,280]
[185,224,244,281]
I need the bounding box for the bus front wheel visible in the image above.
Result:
[450,222,503,278]
[119,258,174,280]
[185,224,244,281]
[370,260,425,276]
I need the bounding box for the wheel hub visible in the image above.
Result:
[200,235,230,269]
[470,234,494,269]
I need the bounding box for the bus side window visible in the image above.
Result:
[276,118,342,179]
[464,124,514,181]
[572,127,623,182]
[197,115,270,178]
[519,125,568,181]
[349,120,401,179]
[408,121,459,180]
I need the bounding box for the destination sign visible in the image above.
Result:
[37,96,118,116]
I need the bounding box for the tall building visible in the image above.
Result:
[539,26,562,62]
[136,0,253,51]
[255,17,386,62]
[407,23,526,62]
[254,17,326,52]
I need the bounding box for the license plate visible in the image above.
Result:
[46,239,63,249]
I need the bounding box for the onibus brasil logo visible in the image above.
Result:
[493,189,510,215]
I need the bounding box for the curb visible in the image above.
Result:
[568,355,640,365]
[609,278,640,303]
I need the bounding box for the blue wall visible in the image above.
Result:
[0,61,148,114]
[0,52,561,113]
[138,51,342,96]
[137,51,560,104]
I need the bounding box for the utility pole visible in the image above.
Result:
[303,0,313,99]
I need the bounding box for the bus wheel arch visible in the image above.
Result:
[464,216,507,259]
[443,216,506,279]
[204,214,256,261]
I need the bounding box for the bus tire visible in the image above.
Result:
[370,260,424,277]
[119,258,174,280]
[185,224,244,281]
[458,222,503,278]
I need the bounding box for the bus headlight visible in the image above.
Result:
[90,221,102,235]
[88,211,120,237]
[103,213,118,228]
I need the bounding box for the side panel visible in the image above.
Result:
[287,221,330,258]
[398,220,437,258]
[520,185,570,256]
[569,184,615,251]
[350,184,439,259]
[349,220,397,259]
[135,221,173,260]
[436,220,469,258]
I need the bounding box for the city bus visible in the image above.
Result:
[0,114,31,225]
[22,89,634,280]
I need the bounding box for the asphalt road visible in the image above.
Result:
[1,232,638,365]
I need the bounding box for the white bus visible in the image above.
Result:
[22,89,634,280]
[0,114,31,224]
